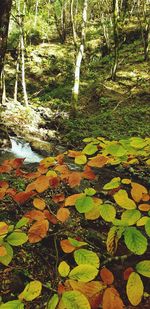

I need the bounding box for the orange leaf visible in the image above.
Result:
[24,171,41,179]
[123,267,134,280]
[55,154,64,165]
[37,165,48,174]
[33,198,46,210]
[52,193,65,203]
[138,203,150,211]
[13,191,36,204]
[65,193,84,206]
[28,219,49,243]
[0,181,9,190]
[82,165,96,180]
[60,239,76,253]
[35,175,50,193]
[15,169,28,177]
[43,210,58,224]
[6,188,17,197]
[24,210,46,222]
[68,150,82,157]
[0,188,6,200]
[0,164,12,173]
[102,287,124,309]
[68,172,82,188]
[100,267,114,285]
[55,164,71,180]
[142,193,150,202]
[56,208,70,223]
[25,182,36,192]
[131,182,148,203]
[0,245,7,256]
[88,155,108,168]
[58,283,66,295]
[49,177,60,188]
[0,222,9,235]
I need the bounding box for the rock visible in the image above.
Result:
[0,124,11,148]
[30,139,54,156]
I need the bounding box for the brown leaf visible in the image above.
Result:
[88,155,108,168]
[0,181,9,190]
[82,165,96,180]
[24,210,46,222]
[68,172,82,188]
[43,210,58,224]
[56,208,70,223]
[123,267,134,281]
[131,182,148,203]
[100,267,114,285]
[28,219,49,243]
[60,239,76,253]
[138,204,150,211]
[35,175,50,193]
[52,193,65,203]
[102,287,124,309]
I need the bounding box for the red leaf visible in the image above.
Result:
[12,158,25,168]
[13,191,36,204]
[100,267,114,285]
[82,165,96,180]
[49,177,60,188]
[43,210,58,224]
[123,267,134,280]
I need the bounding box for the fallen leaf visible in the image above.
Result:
[28,219,49,243]
[33,198,46,210]
[56,208,70,223]
[100,267,114,285]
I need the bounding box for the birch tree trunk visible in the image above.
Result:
[0,0,12,104]
[71,0,88,115]
[70,0,77,49]
[111,0,119,81]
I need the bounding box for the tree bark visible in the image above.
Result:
[111,0,119,81]
[71,0,88,116]
[0,0,12,104]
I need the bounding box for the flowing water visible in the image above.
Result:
[0,137,44,164]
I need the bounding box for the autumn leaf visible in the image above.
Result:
[0,245,7,257]
[0,164,12,173]
[34,175,50,193]
[13,191,36,204]
[43,210,58,224]
[33,198,46,210]
[88,155,108,168]
[65,193,84,206]
[0,188,6,200]
[12,158,25,169]
[100,267,114,285]
[56,208,70,223]
[68,172,82,188]
[126,272,143,306]
[40,157,56,167]
[24,171,41,179]
[102,287,124,309]
[131,182,148,203]
[0,181,9,190]
[52,193,65,203]
[28,219,49,243]
[37,164,48,174]
[82,165,96,180]
[123,267,134,280]
[0,222,9,235]
[6,188,17,197]
[138,204,150,211]
[24,210,46,222]
[60,239,76,253]
[68,150,82,157]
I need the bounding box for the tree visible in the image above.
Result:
[71,0,88,115]
[0,0,12,104]
[111,0,119,81]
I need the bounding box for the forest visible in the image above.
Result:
[0,0,150,308]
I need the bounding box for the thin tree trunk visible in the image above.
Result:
[70,0,77,49]
[34,0,39,28]
[111,0,119,81]
[71,0,88,115]
[14,43,21,102]
[0,0,12,104]
[2,69,6,105]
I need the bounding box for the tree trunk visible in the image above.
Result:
[0,0,12,104]
[111,0,119,81]
[70,0,77,49]
[71,0,88,116]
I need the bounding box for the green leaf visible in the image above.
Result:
[84,188,96,196]
[0,300,24,309]
[130,137,147,149]
[19,280,42,301]
[7,232,28,246]
[68,238,87,247]
[124,227,147,255]
[136,260,150,278]
[103,177,121,190]
[0,242,13,266]
[105,143,127,157]
[69,264,98,282]
[75,196,94,213]
[82,143,98,155]
[145,218,150,237]
[15,217,29,229]
[121,210,141,226]
[74,249,100,268]
[62,290,90,309]
[99,204,116,222]
[58,261,70,277]
[47,294,59,309]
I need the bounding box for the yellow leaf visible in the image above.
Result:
[0,222,9,235]
[75,155,87,165]
[126,272,143,306]
[40,157,56,167]
[19,280,42,301]
[56,208,70,223]
[136,216,149,226]
[121,179,131,184]
[33,198,46,210]
[46,170,57,177]
[114,190,136,209]
[58,261,70,277]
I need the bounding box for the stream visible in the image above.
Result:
[0,137,44,164]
